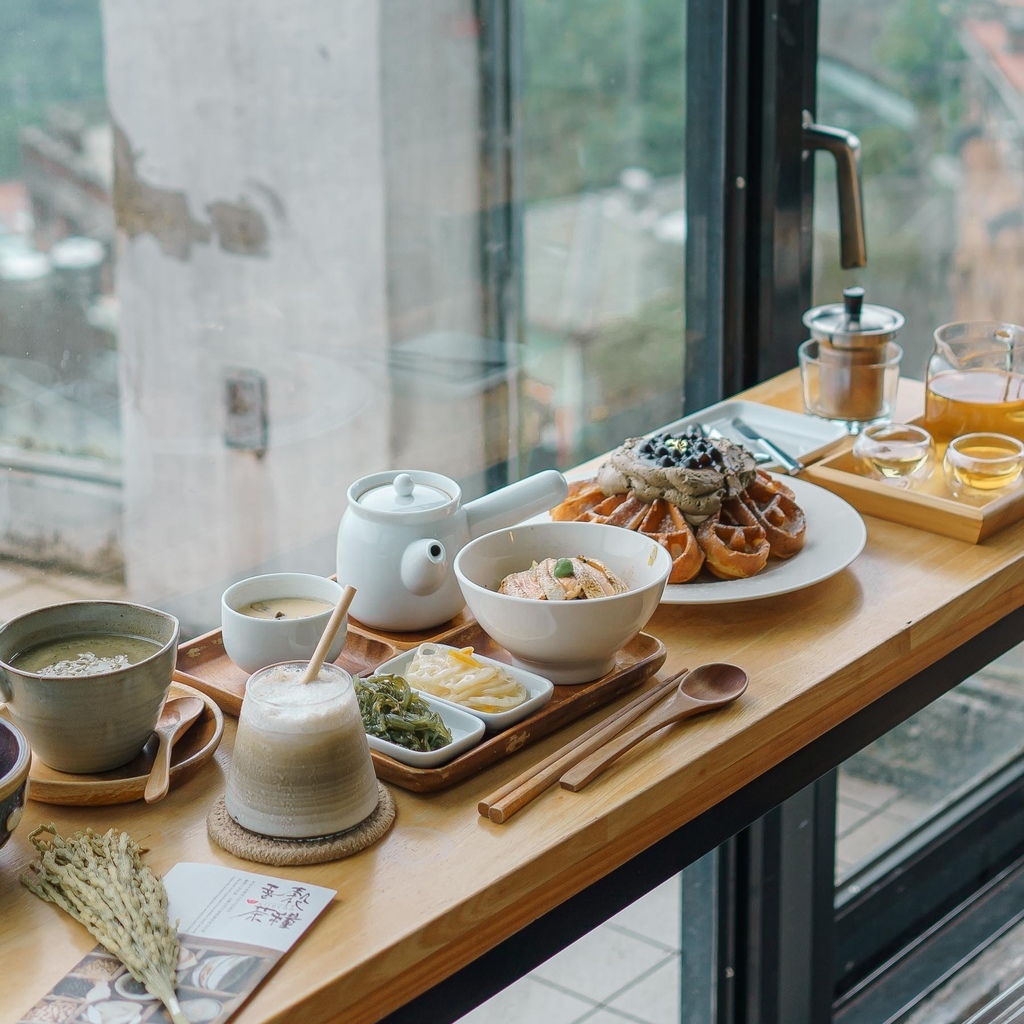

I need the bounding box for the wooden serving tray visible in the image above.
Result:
[173,623,400,716]
[345,609,477,650]
[366,624,666,792]
[175,620,667,793]
[802,426,1024,543]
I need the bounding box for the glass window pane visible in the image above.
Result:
[519,0,687,472]
[813,0,1024,377]
[0,2,688,633]
[836,642,1024,884]
[816,2,1024,883]
[0,4,713,1020]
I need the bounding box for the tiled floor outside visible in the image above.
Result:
[2,562,1022,1023]
[456,875,683,1024]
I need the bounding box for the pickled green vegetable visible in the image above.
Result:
[355,673,453,752]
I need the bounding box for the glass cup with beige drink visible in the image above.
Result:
[225,661,379,838]
[852,422,935,488]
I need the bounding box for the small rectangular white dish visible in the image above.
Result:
[664,399,848,468]
[374,643,554,731]
[363,689,485,768]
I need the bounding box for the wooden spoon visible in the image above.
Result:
[559,663,749,792]
[144,696,206,804]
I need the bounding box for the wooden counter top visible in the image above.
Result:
[3,372,1023,1024]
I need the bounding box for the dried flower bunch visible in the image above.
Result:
[21,823,190,1024]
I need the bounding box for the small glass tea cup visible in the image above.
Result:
[943,432,1024,498]
[852,422,935,488]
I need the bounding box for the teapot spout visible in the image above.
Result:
[400,538,449,597]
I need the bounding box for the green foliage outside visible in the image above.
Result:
[876,0,966,111]
[0,0,105,180]
[521,0,686,201]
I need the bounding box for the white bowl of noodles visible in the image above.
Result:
[374,643,553,731]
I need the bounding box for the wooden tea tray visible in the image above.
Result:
[175,620,667,793]
[802,425,1024,543]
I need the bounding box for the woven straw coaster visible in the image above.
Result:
[207,781,395,866]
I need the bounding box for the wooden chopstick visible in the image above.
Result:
[478,668,686,824]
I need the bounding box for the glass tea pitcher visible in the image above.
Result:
[924,321,1024,441]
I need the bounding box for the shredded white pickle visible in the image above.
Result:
[404,644,530,713]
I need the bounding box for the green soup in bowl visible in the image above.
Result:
[0,601,179,774]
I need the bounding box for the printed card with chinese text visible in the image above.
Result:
[18,863,336,1024]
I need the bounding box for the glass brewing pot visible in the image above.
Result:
[801,287,905,431]
[923,321,1024,442]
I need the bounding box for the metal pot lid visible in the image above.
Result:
[803,286,905,348]
[355,472,454,513]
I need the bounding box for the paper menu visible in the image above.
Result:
[164,863,335,954]
[18,864,336,1024]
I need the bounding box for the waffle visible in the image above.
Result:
[549,471,806,583]
[737,471,806,558]
[696,501,771,580]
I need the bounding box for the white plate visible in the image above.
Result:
[362,687,485,768]
[659,475,866,604]
[374,644,554,731]
[663,399,848,468]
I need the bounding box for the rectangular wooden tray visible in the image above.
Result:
[802,426,1024,543]
[174,620,667,793]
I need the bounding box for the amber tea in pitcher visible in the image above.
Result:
[925,369,1024,441]
[924,321,1024,441]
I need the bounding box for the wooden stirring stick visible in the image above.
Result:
[300,585,357,684]
[478,668,686,824]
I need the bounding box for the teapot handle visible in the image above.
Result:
[464,470,568,539]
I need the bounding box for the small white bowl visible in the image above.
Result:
[454,521,672,684]
[221,573,345,674]
[374,643,554,731]
[363,689,485,767]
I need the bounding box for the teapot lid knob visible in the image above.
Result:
[393,473,415,498]
[842,285,865,319]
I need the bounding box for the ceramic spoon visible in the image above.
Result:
[144,695,205,804]
[559,663,749,792]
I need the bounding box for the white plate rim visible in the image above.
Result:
[374,644,553,730]
[363,687,485,767]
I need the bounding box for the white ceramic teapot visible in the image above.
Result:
[337,468,568,631]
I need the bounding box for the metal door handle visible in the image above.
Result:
[802,111,867,269]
